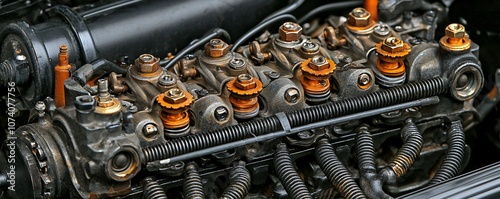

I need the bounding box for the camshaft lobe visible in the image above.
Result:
[316,139,366,199]
[184,162,205,199]
[142,177,168,199]
[273,143,312,199]
[429,120,466,185]
[143,77,447,163]
[220,161,251,199]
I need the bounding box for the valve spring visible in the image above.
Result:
[184,162,205,199]
[0,59,15,86]
[315,139,366,199]
[273,143,312,199]
[142,177,168,199]
[220,161,251,199]
[143,116,281,162]
[143,78,446,163]
[287,77,446,127]
[429,120,465,185]
[390,119,423,177]
[355,127,376,173]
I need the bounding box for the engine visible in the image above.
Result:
[0,0,496,198]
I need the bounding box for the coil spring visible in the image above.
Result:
[220,161,251,199]
[429,120,465,185]
[141,177,168,199]
[286,77,446,127]
[0,59,15,86]
[143,116,281,162]
[355,126,376,173]
[184,162,205,199]
[273,143,312,199]
[315,139,366,199]
[389,119,423,177]
[143,77,446,163]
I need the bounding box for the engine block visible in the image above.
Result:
[0,0,493,199]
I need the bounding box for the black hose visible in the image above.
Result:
[356,126,377,175]
[388,119,423,178]
[356,126,393,199]
[298,1,364,23]
[231,14,298,52]
[141,177,168,199]
[429,120,465,185]
[273,143,312,199]
[184,162,205,199]
[143,77,446,163]
[163,28,230,70]
[261,0,305,22]
[220,161,251,199]
[315,139,366,199]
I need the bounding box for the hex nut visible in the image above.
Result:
[204,39,230,58]
[381,37,405,53]
[284,88,299,103]
[308,55,330,70]
[279,22,303,42]
[348,7,371,27]
[135,54,160,73]
[445,23,466,39]
[235,74,257,90]
[164,88,187,104]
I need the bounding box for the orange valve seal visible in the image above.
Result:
[227,74,263,119]
[375,37,411,75]
[157,88,194,136]
[299,55,336,103]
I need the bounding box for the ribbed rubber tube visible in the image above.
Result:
[0,59,15,86]
[356,127,377,174]
[220,161,251,199]
[184,162,205,199]
[316,139,366,199]
[429,120,465,185]
[143,77,446,163]
[389,119,423,177]
[273,143,312,199]
[142,177,168,199]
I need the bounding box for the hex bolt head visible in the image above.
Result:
[235,74,257,90]
[204,39,230,58]
[75,95,95,111]
[136,54,159,73]
[381,37,405,53]
[164,88,187,104]
[279,22,303,42]
[143,123,158,137]
[284,88,299,103]
[445,23,466,39]
[308,55,330,70]
[358,73,371,86]
[348,7,371,27]
[158,75,176,86]
[214,106,229,121]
